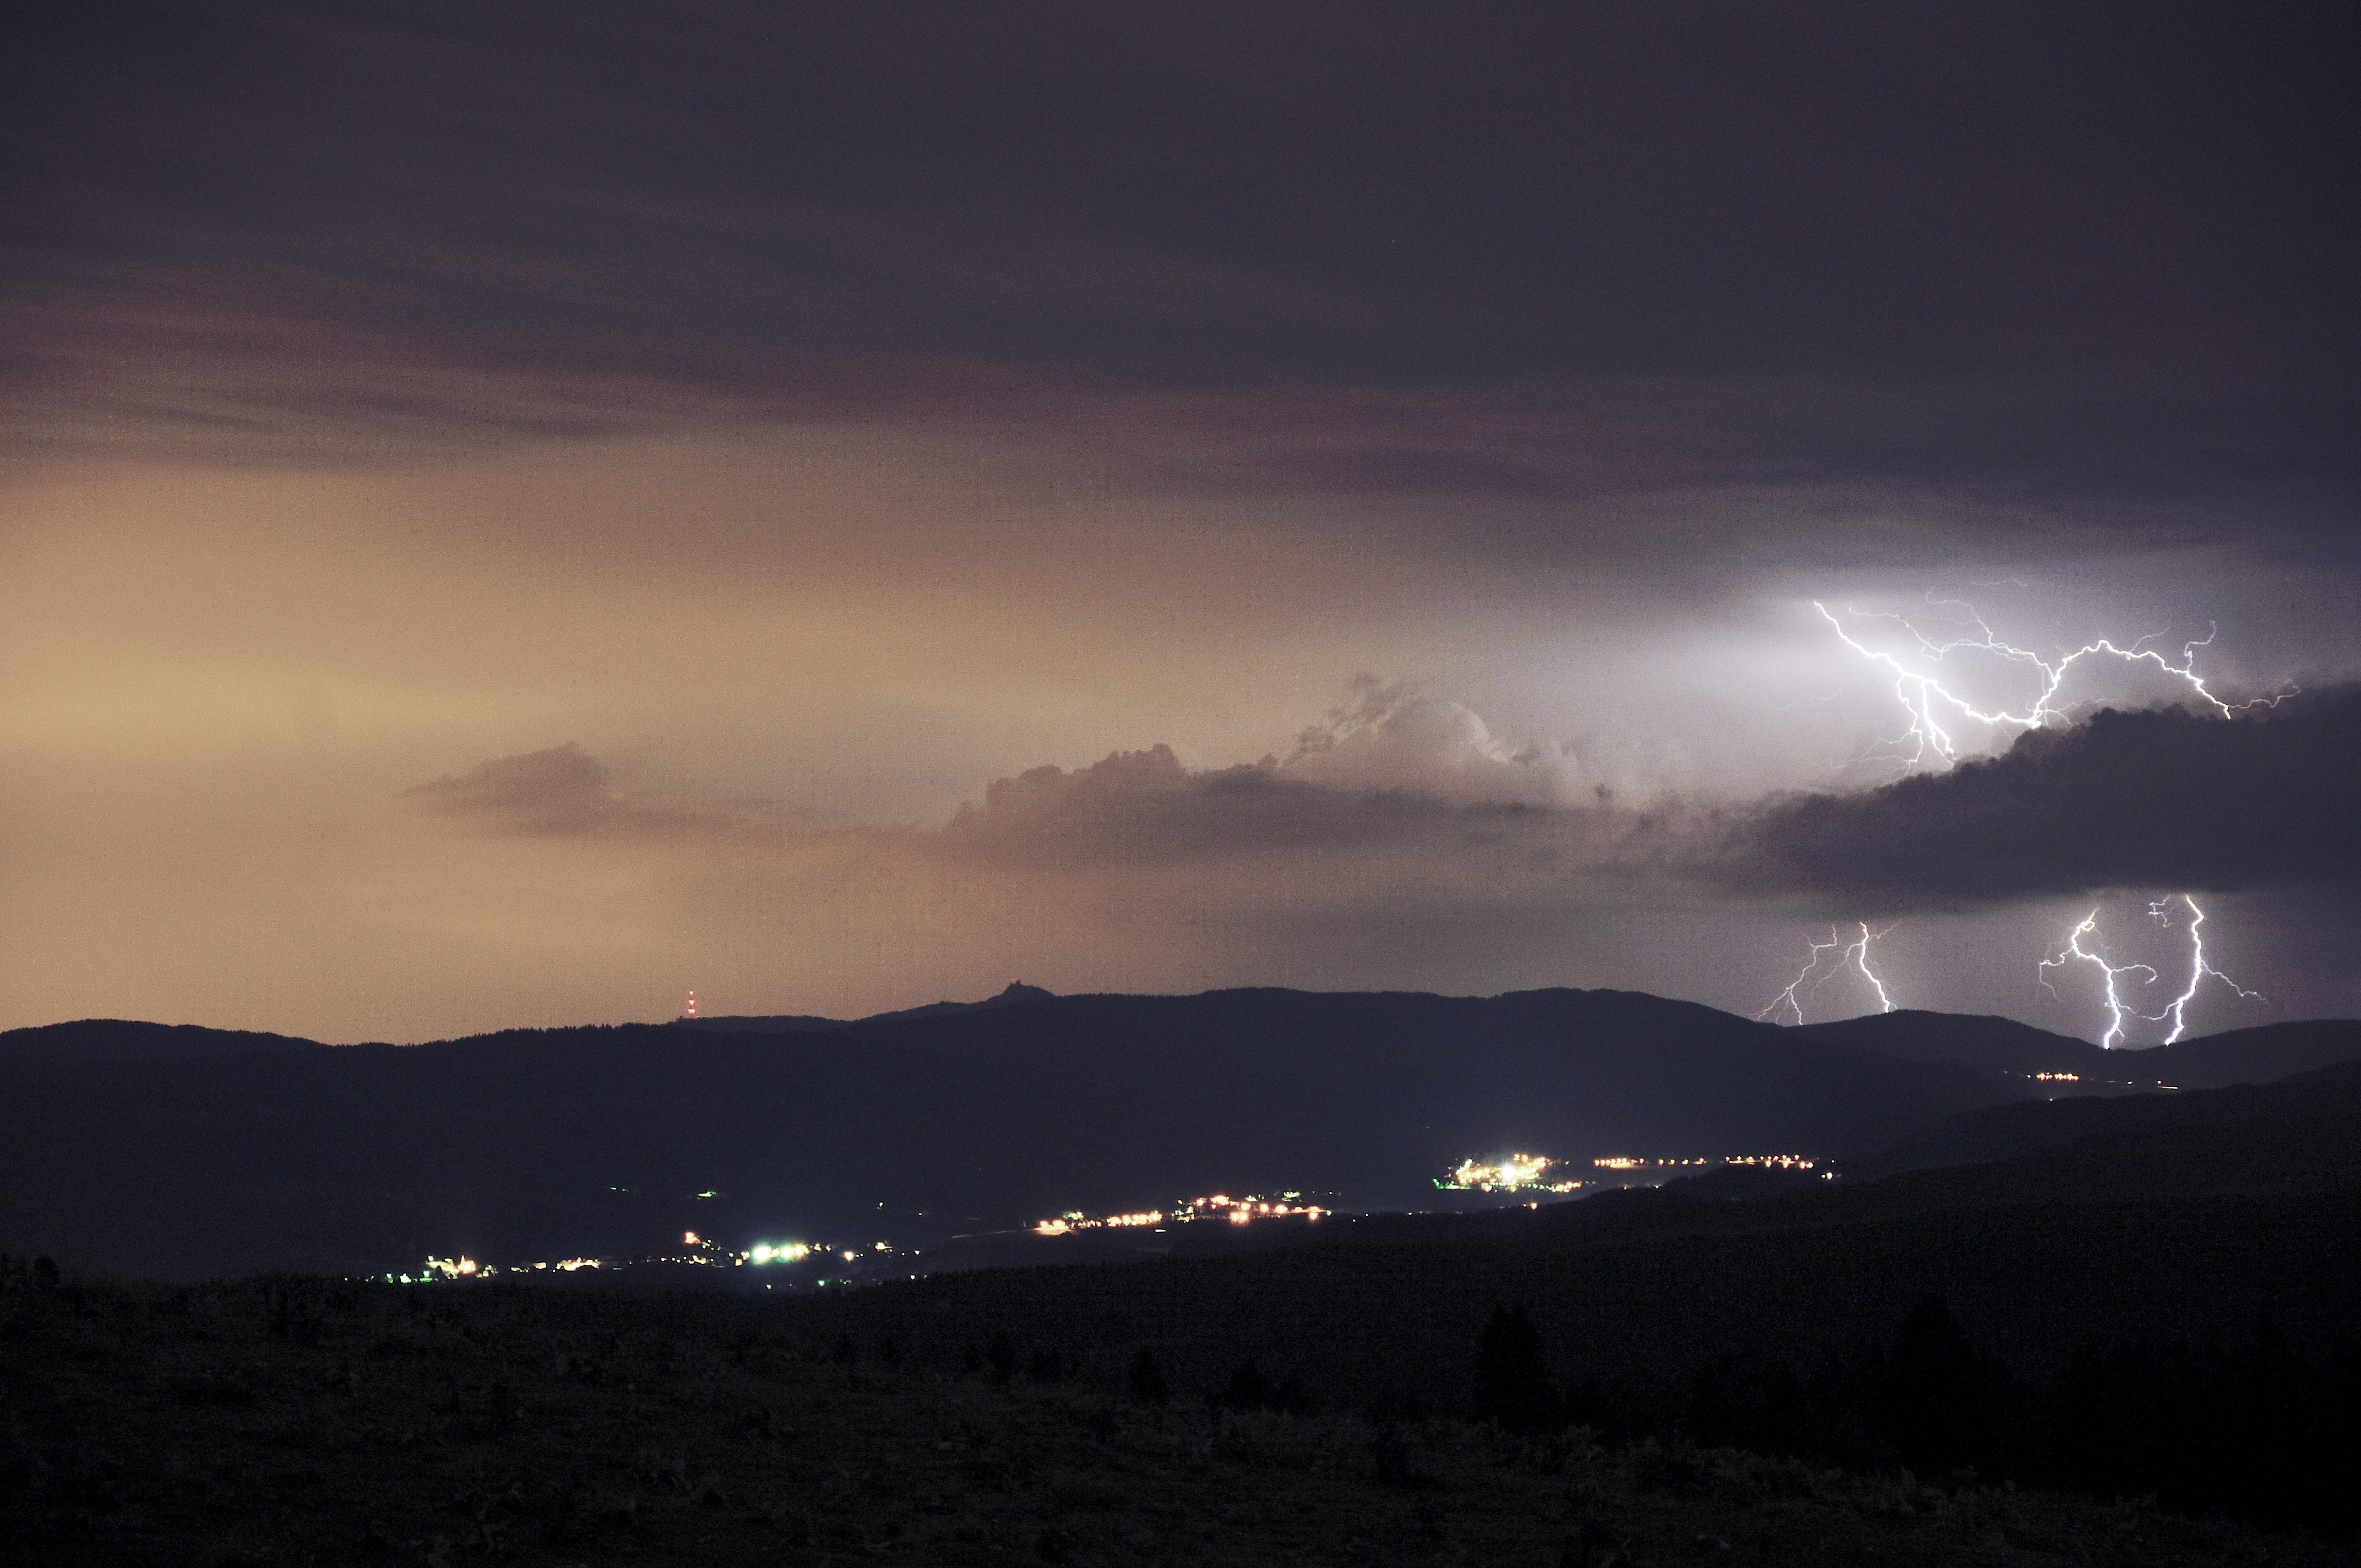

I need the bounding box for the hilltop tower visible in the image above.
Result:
[684,989,698,1020]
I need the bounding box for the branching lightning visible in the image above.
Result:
[1798,593,2288,1047]
[2038,894,2263,1047]
[1759,921,1897,1026]
[1813,597,2291,777]
[2037,911,2156,1048]
[2142,894,2263,1044]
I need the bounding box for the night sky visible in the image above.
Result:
[4,3,2356,1041]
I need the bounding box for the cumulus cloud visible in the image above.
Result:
[926,679,1718,876]
[391,694,1706,925]
[937,745,1622,876]
[1713,687,2361,904]
[1281,677,1585,805]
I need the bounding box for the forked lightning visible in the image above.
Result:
[1759,921,1897,1026]
[2038,894,2262,1047]
[1814,598,2291,776]
[1794,596,2284,1044]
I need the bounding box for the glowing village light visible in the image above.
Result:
[1439,1153,1585,1194]
[1035,1193,1321,1234]
[1593,1153,1814,1172]
[1449,1153,1549,1191]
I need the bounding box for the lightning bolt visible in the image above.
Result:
[1814,597,2292,777]
[1759,921,1897,1025]
[2038,911,2155,1048]
[1799,595,2288,1042]
[2038,895,2263,1047]
[2143,894,2264,1044]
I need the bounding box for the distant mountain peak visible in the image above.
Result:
[991,981,1054,1004]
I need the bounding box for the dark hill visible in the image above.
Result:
[1791,1010,2361,1089]
[2146,1017,2361,1086]
[1458,1054,2361,1261]
[1857,1056,2361,1181]
[8,989,2355,1284]
[671,1010,844,1033]
[674,978,1059,1033]
[783,1061,2361,1451]
[3,987,2036,1281]
[0,1018,330,1071]
[1789,1009,2099,1075]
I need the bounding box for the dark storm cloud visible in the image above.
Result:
[1717,687,2361,905]
[7,2,2357,524]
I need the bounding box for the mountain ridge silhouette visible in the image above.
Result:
[4,987,2355,1282]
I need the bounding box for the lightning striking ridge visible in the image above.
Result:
[2144,894,2264,1044]
[2037,911,2155,1048]
[1758,921,1897,1026]
[2038,896,2262,1047]
[1813,598,2291,776]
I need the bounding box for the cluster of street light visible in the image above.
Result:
[1032,1190,1330,1235]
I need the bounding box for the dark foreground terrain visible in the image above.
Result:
[9,1009,2360,1562]
[3,1260,2348,1568]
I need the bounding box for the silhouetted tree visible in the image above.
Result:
[2042,1327,2359,1536]
[1225,1357,1272,1409]
[1367,1389,1428,1424]
[1217,1357,1309,1412]
[986,1330,1016,1383]
[1875,1295,2009,1476]
[1473,1304,1562,1434]
[1126,1347,1169,1403]
[1686,1346,1807,1453]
